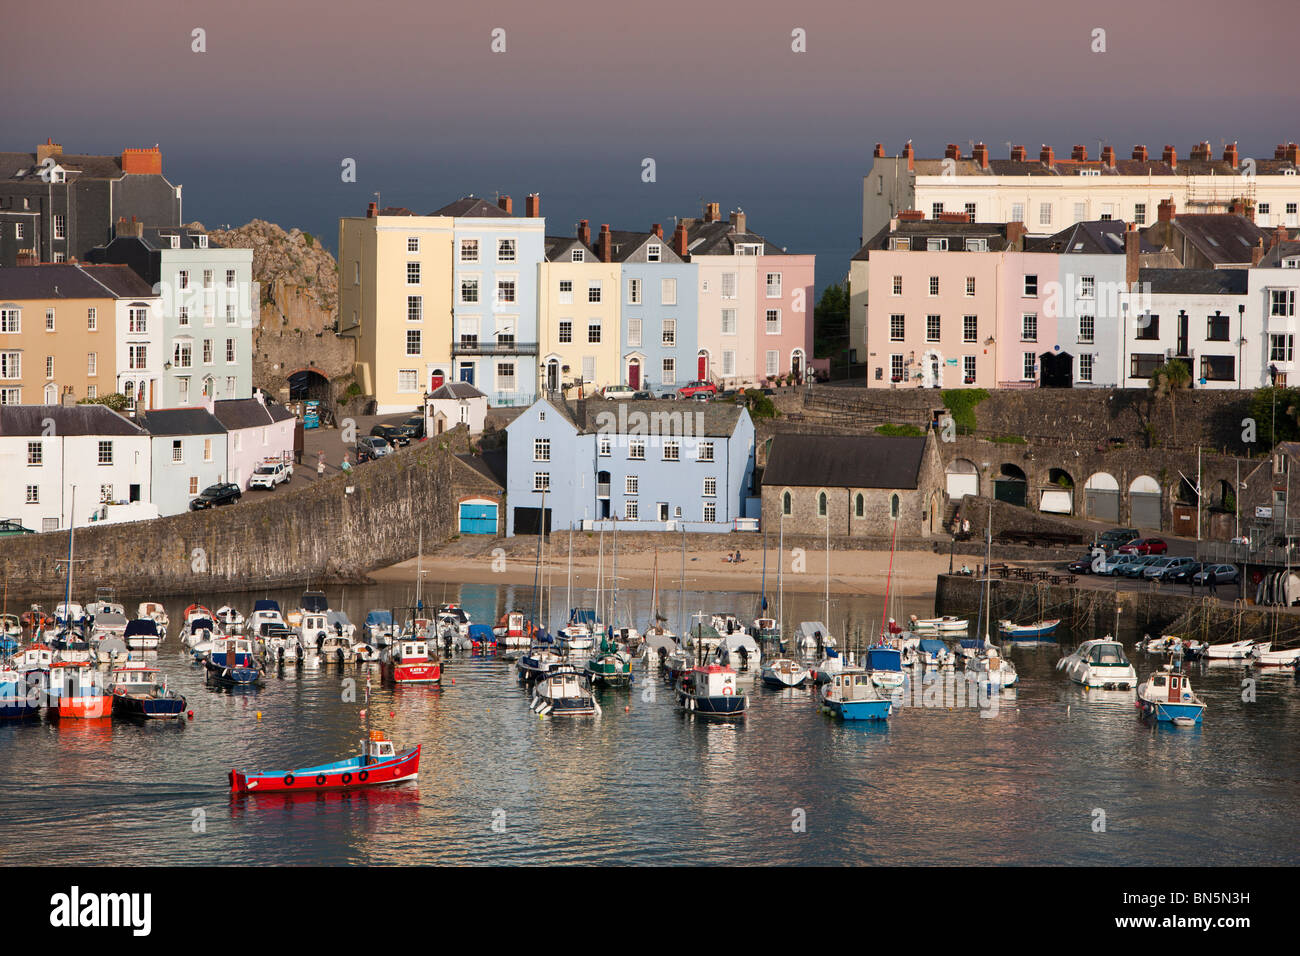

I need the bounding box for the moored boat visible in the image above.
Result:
[137,602,170,638]
[585,633,633,686]
[1254,646,1300,668]
[1136,661,1206,726]
[47,661,112,719]
[676,663,746,719]
[230,731,420,793]
[998,618,1060,641]
[760,657,808,689]
[385,634,442,684]
[713,632,762,671]
[1207,638,1264,660]
[818,666,893,721]
[364,609,397,646]
[214,606,245,633]
[109,664,187,718]
[123,617,162,651]
[531,663,601,716]
[204,636,261,685]
[967,646,1018,690]
[0,662,39,719]
[864,644,906,691]
[1056,637,1137,690]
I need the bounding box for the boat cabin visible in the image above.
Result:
[110,665,162,690]
[16,644,53,670]
[212,637,255,666]
[825,668,879,702]
[690,664,738,697]
[396,639,429,661]
[1083,640,1130,667]
[436,604,469,625]
[364,731,396,763]
[866,646,903,672]
[1149,666,1195,702]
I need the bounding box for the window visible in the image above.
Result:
[928,276,939,296]
[25,485,38,504]
[964,276,976,297]
[0,309,18,333]
[1039,202,1052,226]
[1079,314,1095,344]
[0,352,20,379]
[766,349,779,376]
[86,385,96,399]
[628,318,642,347]
[98,441,113,465]
[178,306,190,327]
[128,307,147,333]
[628,278,642,304]
[890,354,904,382]
[587,322,602,344]
[172,440,184,463]
[660,277,678,306]
[0,388,20,404]
[964,203,976,222]
[766,309,781,334]
[890,494,900,519]
[661,319,676,346]
[178,270,190,290]
[782,491,792,515]
[817,492,827,516]
[129,345,147,370]
[892,276,903,295]
[1021,313,1037,342]
[226,269,237,289]
[203,269,214,290]
[1200,355,1234,381]
[178,377,190,403]
[1079,353,1094,382]
[1023,274,1037,296]
[698,441,715,462]
[702,476,718,498]
[721,273,737,299]
[533,472,551,492]
[497,238,516,262]
[1130,353,1163,379]
[558,320,572,344]
[629,439,646,460]
[1022,352,1036,380]
[45,356,53,379]
[534,438,550,462]
[625,501,639,520]
[27,440,42,466]
[101,483,115,503]
[722,350,736,376]
[408,295,423,321]
[625,475,638,495]
[962,315,977,343]
[963,355,976,383]
[1271,290,1297,317]
[496,362,516,391]
[497,279,516,304]
[54,214,66,240]
[226,376,236,394]
[1259,203,1271,216]
[1011,203,1024,223]
[599,436,611,456]
[587,281,602,303]
[662,358,675,384]
[226,305,236,325]
[173,342,192,368]
[1100,203,1114,221]
[1206,313,1230,342]
[663,440,680,461]
[397,369,418,392]
[931,203,944,220]
[14,223,22,240]
[721,309,737,335]
[1079,275,1095,299]
[1270,334,1295,362]
[1134,203,1146,226]
[460,239,478,263]
[202,339,214,364]
[45,308,55,332]
[766,273,782,298]
[406,262,420,285]
[647,243,662,262]
[406,329,421,356]
[86,351,97,376]
[703,502,716,522]
[922,314,939,342]
[559,279,573,304]
[1136,313,1159,340]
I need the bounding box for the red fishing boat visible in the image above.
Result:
[229,731,420,793]
[383,633,441,684]
[48,662,112,720]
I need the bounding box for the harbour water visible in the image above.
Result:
[2,580,1297,866]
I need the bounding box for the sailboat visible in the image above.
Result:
[964,502,1019,689]
[641,552,677,665]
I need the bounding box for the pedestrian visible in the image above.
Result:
[317,451,325,478]
[1209,570,1218,597]
[341,452,352,474]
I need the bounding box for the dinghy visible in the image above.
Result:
[1207,639,1265,660]
[998,618,1060,641]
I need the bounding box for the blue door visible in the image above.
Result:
[459,502,497,535]
[459,363,475,385]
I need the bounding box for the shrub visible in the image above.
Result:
[875,423,925,437]
[941,388,989,435]
[744,389,778,420]
[989,434,1027,444]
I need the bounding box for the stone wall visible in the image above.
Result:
[2,431,479,602]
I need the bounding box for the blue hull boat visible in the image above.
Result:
[112,692,188,718]
[820,666,894,721]
[1138,698,1205,724]
[824,697,893,721]
[998,618,1060,641]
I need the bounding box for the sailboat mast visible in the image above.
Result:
[64,486,76,615]
[595,527,604,625]
[778,510,784,641]
[533,489,545,627]
[824,507,830,628]
[984,500,993,642]
[612,518,618,632]
[678,525,686,639]
[760,523,768,616]
[566,524,574,624]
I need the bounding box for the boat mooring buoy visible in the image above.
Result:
[256,712,262,720]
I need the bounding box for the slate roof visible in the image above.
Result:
[431,197,511,218]
[0,264,155,299]
[1027,221,1162,255]
[456,451,506,487]
[1259,238,1300,267]
[137,408,227,436]
[0,405,142,437]
[600,229,686,263]
[854,222,1015,259]
[567,397,745,437]
[898,152,1298,178]
[545,236,598,262]
[0,151,127,182]
[1149,214,1273,265]
[138,228,225,251]
[683,219,784,256]
[1140,268,1249,296]
[763,434,927,489]
[211,398,294,430]
[430,382,486,400]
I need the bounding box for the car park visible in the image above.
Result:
[356,436,392,463]
[190,483,242,510]
[401,415,426,440]
[1120,555,1160,577]
[1066,554,1095,574]
[678,381,717,398]
[1167,561,1206,584]
[1096,528,1139,549]
[1096,553,1136,576]
[248,461,293,490]
[1118,537,1167,556]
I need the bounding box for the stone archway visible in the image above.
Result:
[1084,472,1120,522]
[995,463,1028,507]
[1130,475,1162,530]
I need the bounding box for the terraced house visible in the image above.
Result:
[537,223,620,395]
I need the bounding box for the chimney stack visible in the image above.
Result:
[897,209,925,222]
[497,195,512,214]
[1276,225,1290,250]
[120,146,162,175]
[1071,144,1087,161]
[1224,143,1239,168]
[1276,144,1289,160]
[599,223,612,263]
[116,216,144,239]
[1158,198,1176,222]
[1287,143,1300,165]
[1010,145,1027,162]
[729,210,746,235]
[1162,144,1177,169]
[366,201,377,218]
[1125,223,1140,288]
[525,193,541,217]
[1039,145,1055,166]
[938,212,970,223]
[673,222,689,258]
[577,219,591,248]
[703,202,721,223]
[1252,237,1266,267]
[902,141,914,171]
[972,142,989,170]
[945,143,962,161]
[1190,141,1211,161]
[1101,145,1116,168]
[652,223,663,239]
[874,143,886,158]
[1132,144,1148,162]
[36,138,63,164]
[1005,221,1027,248]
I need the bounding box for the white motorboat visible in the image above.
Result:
[710,612,746,637]
[90,610,129,642]
[794,621,836,656]
[910,615,968,634]
[1254,645,1300,667]
[351,641,381,662]
[968,646,1018,689]
[809,648,845,685]
[530,664,601,717]
[180,614,220,650]
[54,603,86,627]
[214,606,245,633]
[364,609,397,646]
[760,657,808,688]
[137,602,169,638]
[1056,637,1138,690]
[915,638,955,669]
[713,632,762,671]
[1207,638,1266,660]
[298,612,331,654]
[122,618,162,651]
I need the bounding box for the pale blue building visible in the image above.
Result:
[138,406,229,515]
[607,229,698,394]
[505,396,756,536]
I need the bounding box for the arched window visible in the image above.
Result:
[782,491,791,515]
[890,493,900,519]
[855,493,864,517]
[818,492,827,517]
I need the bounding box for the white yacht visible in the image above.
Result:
[1056,637,1137,690]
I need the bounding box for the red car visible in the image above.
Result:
[1118,537,1167,556]
[678,380,717,398]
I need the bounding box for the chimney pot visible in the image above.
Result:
[1132,144,1148,162]
[1010,145,1027,162]
[599,223,612,262]
[673,223,689,258]
[497,195,512,214]
[366,201,377,218]
[902,141,914,171]
[1005,221,1027,247]
[1072,144,1087,161]
[652,223,663,239]
[1287,143,1300,165]
[945,143,961,161]
[1276,144,1289,160]
[1101,145,1116,168]
[1162,144,1177,169]
[1125,225,1141,288]
[1224,143,1239,168]
[874,143,885,158]
[1039,144,1055,166]
[972,142,989,170]
[525,193,540,218]
[897,209,925,221]
[1158,198,1176,222]
[1252,237,1266,267]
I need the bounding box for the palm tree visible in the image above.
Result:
[1150,359,1192,444]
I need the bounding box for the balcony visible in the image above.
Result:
[451,340,538,356]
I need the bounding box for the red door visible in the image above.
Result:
[697,354,708,379]
[628,362,640,389]
[430,372,444,390]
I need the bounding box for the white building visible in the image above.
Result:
[0,404,155,531]
[1250,239,1300,387]
[424,381,487,436]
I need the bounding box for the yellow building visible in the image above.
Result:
[338,204,455,414]
[538,224,621,395]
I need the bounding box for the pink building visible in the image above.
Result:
[997,251,1062,386]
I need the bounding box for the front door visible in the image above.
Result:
[430,371,445,390]
[458,362,475,385]
[546,361,559,391]
[628,360,640,389]
[658,502,669,522]
[698,352,708,380]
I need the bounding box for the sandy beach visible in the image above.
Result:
[370,545,966,599]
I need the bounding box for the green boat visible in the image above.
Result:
[585,633,633,685]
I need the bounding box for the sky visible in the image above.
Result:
[3,0,1298,293]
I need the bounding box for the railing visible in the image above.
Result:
[450,341,539,356]
[489,391,536,408]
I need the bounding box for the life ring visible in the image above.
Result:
[283,774,295,786]
[341,773,352,784]
[722,685,734,695]
[358,770,369,782]
[314,774,327,786]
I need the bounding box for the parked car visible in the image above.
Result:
[190,483,242,510]
[356,436,392,463]
[1096,528,1139,549]
[402,414,426,440]
[1167,561,1206,584]
[1118,537,1167,556]
[631,390,655,400]
[1193,564,1239,586]
[0,519,36,536]
[371,423,411,447]
[1120,555,1161,577]
[601,384,636,400]
[1153,556,1197,581]
[1066,554,1096,574]
[1095,552,1135,576]
[678,380,717,398]
[691,392,711,402]
[1142,556,1182,580]
[248,461,293,490]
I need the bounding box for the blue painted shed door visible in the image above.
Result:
[459,502,497,534]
